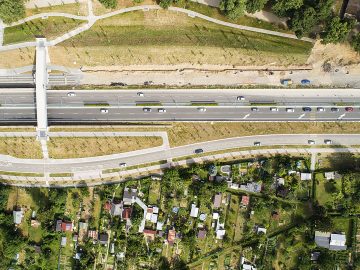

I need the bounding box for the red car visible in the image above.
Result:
[345,107,354,112]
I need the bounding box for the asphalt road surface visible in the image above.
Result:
[0,134,359,174]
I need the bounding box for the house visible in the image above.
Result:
[13,210,24,225]
[143,229,157,241]
[276,178,285,186]
[301,173,312,181]
[212,212,219,220]
[99,233,109,245]
[146,207,158,223]
[241,195,250,207]
[190,204,199,218]
[315,231,347,250]
[88,230,98,240]
[239,182,262,193]
[197,230,207,239]
[156,221,164,231]
[123,188,137,205]
[122,207,132,220]
[56,220,62,232]
[167,229,176,246]
[256,226,267,235]
[220,165,231,175]
[242,264,257,270]
[208,164,217,176]
[216,226,226,239]
[111,202,123,216]
[199,213,207,221]
[213,194,222,209]
[61,221,73,232]
[324,172,342,180]
[79,221,88,231]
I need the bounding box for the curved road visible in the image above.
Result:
[0,134,359,174]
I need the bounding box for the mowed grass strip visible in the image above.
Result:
[0,138,42,159]
[47,136,163,159]
[4,17,86,45]
[53,10,312,67]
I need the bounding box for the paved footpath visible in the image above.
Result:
[0,4,313,52]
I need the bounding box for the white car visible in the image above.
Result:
[143,108,152,112]
[198,107,206,112]
[254,142,261,146]
[324,139,332,145]
[67,92,76,97]
[308,140,315,145]
[158,108,166,113]
[137,92,144,97]
[270,107,278,112]
[100,108,108,114]
[317,107,325,112]
[237,96,245,101]
[119,163,127,167]
[251,107,259,112]
[286,108,295,113]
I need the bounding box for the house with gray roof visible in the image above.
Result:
[239,182,262,193]
[13,210,24,225]
[111,202,123,216]
[315,231,347,251]
[123,188,137,205]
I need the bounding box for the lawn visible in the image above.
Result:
[148,181,161,205]
[50,9,312,67]
[25,2,88,16]
[4,17,86,45]
[315,172,341,208]
[0,137,42,159]
[225,194,241,243]
[47,136,163,158]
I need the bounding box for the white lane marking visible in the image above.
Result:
[338,113,346,120]
[243,114,250,119]
[298,113,305,119]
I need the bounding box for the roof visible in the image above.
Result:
[13,210,23,224]
[99,233,108,243]
[241,195,250,206]
[88,230,98,239]
[123,188,137,204]
[143,229,156,235]
[216,229,226,239]
[122,208,132,220]
[56,220,62,231]
[168,229,176,245]
[220,165,231,174]
[104,201,112,211]
[315,231,331,249]
[79,222,88,230]
[330,234,347,250]
[111,202,122,216]
[197,230,207,239]
[311,252,320,261]
[301,173,312,181]
[213,194,222,208]
[61,237,67,247]
[190,204,199,217]
[240,182,262,193]
[61,221,72,232]
[156,221,164,231]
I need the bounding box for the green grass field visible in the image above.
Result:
[4,17,86,45]
[51,9,312,67]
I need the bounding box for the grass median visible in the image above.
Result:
[47,136,163,159]
[0,138,42,159]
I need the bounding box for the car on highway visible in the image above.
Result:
[302,107,312,112]
[194,148,204,154]
[144,81,154,86]
[324,139,332,145]
[254,142,261,146]
[301,79,311,85]
[270,107,278,112]
[331,107,340,112]
[137,92,144,97]
[67,92,76,97]
[251,107,259,112]
[308,140,315,145]
[286,108,295,113]
[100,108,108,114]
[345,107,354,112]
[317,107,325,112]
[158,108,166,113]
[197,107,206,112]
[237,96,245,101]
[143,108,152,112]
[119,163,127,167]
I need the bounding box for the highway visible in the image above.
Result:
[0,134,359,174]
[0,88,359,122]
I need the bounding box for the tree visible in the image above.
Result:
[219,0,247,20]
[159,0,172,9]
[272,0,303,17]
[98,0,117,9]
[315,0,335,20]
[246,0,268,14]
[289,6,317,38]
[0,0,25,24]
[321,17,354,44]
[351,33,360,53]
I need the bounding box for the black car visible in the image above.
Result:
[194,148,204,154]
[302,107,312,112]
[331,107,340,112]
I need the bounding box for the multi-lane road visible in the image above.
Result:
[1,134,359,174]
[0,88,360,122]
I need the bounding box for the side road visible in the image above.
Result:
[2,147,359,187]
[0,4,313,52]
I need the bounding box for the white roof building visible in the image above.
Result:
[301,173,312,181]
[190,204,199,218]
